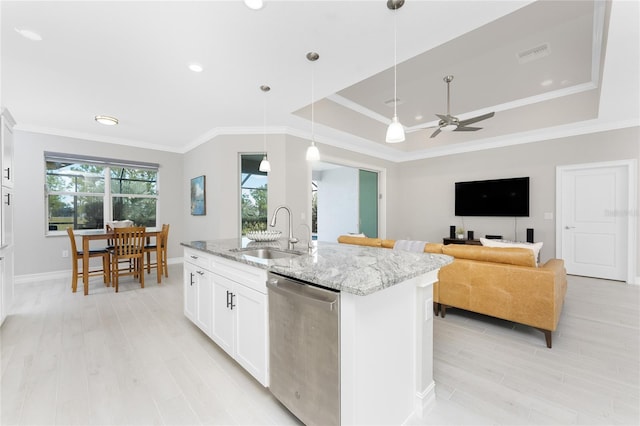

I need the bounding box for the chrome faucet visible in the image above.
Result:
[270,205,299,250]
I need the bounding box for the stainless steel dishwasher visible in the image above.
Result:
[266,272,340,426]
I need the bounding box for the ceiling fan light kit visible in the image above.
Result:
[385,0,405,143]
[430,75,495,138]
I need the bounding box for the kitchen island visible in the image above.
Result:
[182,238,452,425]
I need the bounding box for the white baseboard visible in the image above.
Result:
[15,257,183,284]
[412,381,436,421]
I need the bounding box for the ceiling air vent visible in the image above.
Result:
[384,98,404,107]
[517,43,550,64]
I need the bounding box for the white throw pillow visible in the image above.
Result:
[348,233,366,237]
[480,238,543,265]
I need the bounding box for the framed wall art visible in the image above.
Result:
[190,175,206,216]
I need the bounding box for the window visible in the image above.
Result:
[240,154,268,235]
[45,152,159,233]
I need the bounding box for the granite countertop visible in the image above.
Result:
[181,238,452,296]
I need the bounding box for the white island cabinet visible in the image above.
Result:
[183,247,269,387]
[182,239,452,425]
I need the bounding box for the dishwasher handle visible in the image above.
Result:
[267,279,338,312]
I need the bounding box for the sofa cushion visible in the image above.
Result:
[442,244,536,267]
[480,238,543,265]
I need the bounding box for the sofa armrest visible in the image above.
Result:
[539,258,565,275]
[538,258,568,330]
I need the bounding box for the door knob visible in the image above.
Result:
[564,226,575,229]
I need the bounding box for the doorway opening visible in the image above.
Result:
[312,161,379,242]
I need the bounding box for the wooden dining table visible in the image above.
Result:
[75,228,163,295]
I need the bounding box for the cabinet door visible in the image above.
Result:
[1,187,13,248]
[0,256,4,325]
[183,261,197,323]
[195,269,213,336]
[234,283,268,386]
[0,249,13,325]
[211,274,235,356]
[1,119,13,188]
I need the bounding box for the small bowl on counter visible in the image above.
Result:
[246,230,282,242]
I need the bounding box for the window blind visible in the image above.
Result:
[44,151,159,170]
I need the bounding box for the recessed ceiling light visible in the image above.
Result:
[188,62,203,73]
[15,27,42,41]
[541,79,553,87]
[244,0,264,10]
[94,115,119,126]
[414,114,423,121]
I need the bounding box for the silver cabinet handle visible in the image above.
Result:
[564,226,576,229]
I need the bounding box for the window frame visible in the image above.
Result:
[239,153,268,237]
[44,152,160,236]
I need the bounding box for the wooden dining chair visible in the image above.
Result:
[109,226,146,292]
[144,224,170,277]
[66,227,110,291]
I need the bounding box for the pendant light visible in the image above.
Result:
[385,0,405,143]
[259,85,271,173]
[306,52,320,162]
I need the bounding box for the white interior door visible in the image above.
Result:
[557,162,631,281]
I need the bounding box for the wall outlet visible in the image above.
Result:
[62,250,69,258]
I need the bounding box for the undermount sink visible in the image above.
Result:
[231,247,304,260]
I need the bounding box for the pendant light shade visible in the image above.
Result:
[259,85,271,172]
[306,143,320,161]
[385,1,405,143]
[306,52,320,162]
[386,114,405,143]
[259,155,271,172]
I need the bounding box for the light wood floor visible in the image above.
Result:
[1,266,638,425]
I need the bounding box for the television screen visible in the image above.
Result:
[455,177,529,217]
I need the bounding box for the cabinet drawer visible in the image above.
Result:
[184,248,212,270]
[211,255,267,294]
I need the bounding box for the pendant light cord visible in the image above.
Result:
[263,92,267,152]
[393,11,398,117]
[311,61,315,143]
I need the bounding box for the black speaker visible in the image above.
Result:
[467,230,474,240]
[449,226,456,239]
[526,228,534,243]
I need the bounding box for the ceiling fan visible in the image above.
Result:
[429,75,495,138]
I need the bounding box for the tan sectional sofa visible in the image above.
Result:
[337,235,567,348]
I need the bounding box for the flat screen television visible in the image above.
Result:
[455,177,529,217]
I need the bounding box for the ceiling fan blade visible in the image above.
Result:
[435,114,449,121]
[454,126,482,132]
[430,128,442,138]
[458,111,495,127]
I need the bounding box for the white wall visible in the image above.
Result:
[13,131,184,277]
[387,127,639,265]
[182,134,312,245]
[315,166,359,242]
[13,125,638,279]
